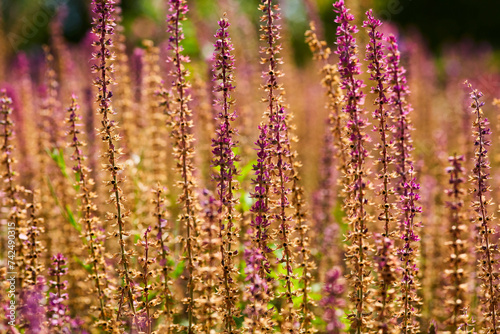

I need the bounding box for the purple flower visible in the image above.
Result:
[20,277,48,333]
[466,81,499,330]
[211,16,239,226]
[320,268,345,334]
[249,125,272,272]
[211,15,240,333]
[48,254,70,331]
[333,1,372,330]
[387,34,414,184]
[244,248,269,303]
[386,33,421,332]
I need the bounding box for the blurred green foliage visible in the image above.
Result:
[2,0,500,63]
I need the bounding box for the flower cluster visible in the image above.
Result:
[305,22,347,176]
[320,268,346,334]
[260,1,314,331]
[397,171,422,333]
[24,191,44,288]
[20,277,48,333]
[443,154,469,331]
[466,81,499,332]
[387,35,415,193]
[259,0,284,118]
[211,16,241,333]
[363,10,398,331]
[6,0,500,332]
[196,192,222,333]
[245,124,275,331]
[387,34,421,334]
[372,235,398,332]
[152,185,174,332]
[166,1,200,331]
[244,247,273,332]
[269,107,298,332]
[91,0,137,320]
[48,253,69,331]
[1,90,29,289]
[136,227,158,333]
[66,96,110,326]
[333,1,374,331]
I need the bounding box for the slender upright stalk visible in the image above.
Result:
[305,22,347,176]
[387,35,421,334]
[466,81,499,333]
[66,96,109,324]
[91,0,136,320]
[259,2,300,330]
[197,193,222,333]
[444,154,468,332]
[153,186,173,333]
[166,1,199,331]
[211,16,241,333]
[25,190,44,288]
[363,11,397,332]
[137,227,155,334]
[333,1,374,331]
[1,91,28,289]
[245,124,275,332]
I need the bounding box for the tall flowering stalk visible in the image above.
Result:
[142,40,168,186]
[211,16,241,333]
[387,35,421,333]
[112,6,136,157]
[196,193,222,334]
[244,247,272,333]
[259,0,284,118]
[91,0,136,320]
[152,186,174,333]
[24,191,44,288]
[306,24,345,303]
[444,155,469,332]
[259,1,304,330]
[320,268,346,334]
[305,22,347,176]
[66,96,110,326]
[270,107,298,332]
[363,11,393,240]
[466,81,499,332]
[387,35,414,193]
[333,1,374,331]
[397,170,421,333]
[259,13,314,323]
[1,90,28,289]
[48,254,70,331]
[166,1,200,331]
[245,124,275,332]
[372,235,398,333]
[363,10,397,332]
[136,227,157,334]
[19,277,48,333]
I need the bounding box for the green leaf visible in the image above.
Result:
[237,159,257,183]
[239,191,253,212]
[73,255,92,274]
[172,260,185,279]
[46,148,69,179]
[65,205,81,233]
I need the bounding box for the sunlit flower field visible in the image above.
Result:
[1,0,500,333]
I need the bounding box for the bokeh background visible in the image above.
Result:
[1,0,500,199]
[2,0,500,63]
